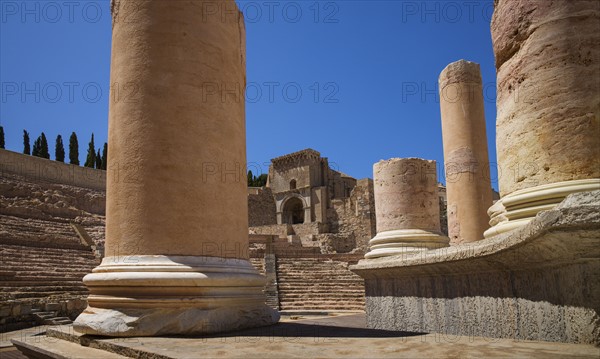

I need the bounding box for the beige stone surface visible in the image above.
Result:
[439,60,492,244]
[352,190,600,344]
[13,315,600,359]
[0,148,106,191]
[74,0,279,336]
[492,0,600,197]
[366,158,448,258]
[106,0,248,257]
[373,158,440,232]
[484,178,600,237]
[0,171,105,247]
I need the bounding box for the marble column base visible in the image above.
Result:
[73,255,280,337]
[484,178,600,238]
[364,229,449,259]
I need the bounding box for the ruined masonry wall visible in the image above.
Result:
[248,187,277,226]
[326,179,376,252]
[0,149,105,191]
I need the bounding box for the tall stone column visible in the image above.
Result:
[364,158,448,259]
[439,60,493,244]
[485,0,600,237]
[73,0,279,336]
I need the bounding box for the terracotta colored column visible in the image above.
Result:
[485,0,600,237]
[365,158,448,259]
[439,60,493,244]
[73,0,278,336]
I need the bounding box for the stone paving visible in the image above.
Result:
[10,313,600,358]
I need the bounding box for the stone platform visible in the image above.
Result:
[10,313,600,358]
[351,191,600,345]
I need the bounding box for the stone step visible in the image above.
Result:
[0,285,87,293]
[0,275,87,282]
[2,290,89,299]
[2,264,95,272]
[277,275,363,284]
[277,279,363,284]
[2,264,95,273]
[278,278,361,282]
[33,311,76,326]
[278,292,364,296]
[0,280,87,286]
[279,302,364,307]
[52,319,73,325]
[0,252,95,262]
[278,285,364,290]
[276,268,356,272]
[277,271,355,275]
[279,296,364,304]
[4,274,89,280]
[279,295,364,299]
[278,291,364,296]
[277,265,355,268]
[12,336,127,359]
[280,305,365,310]
[1,249,96,260]
[34,312,57,319]
[280,301,365,305]
[279,297,364,302]
[3,262,94,269]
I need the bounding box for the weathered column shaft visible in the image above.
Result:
[106,0,247,258]
[365,158,448,259]
[486,0,600,237]
[439,60,493,244]
[74,0,278,336]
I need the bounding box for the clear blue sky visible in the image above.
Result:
[1,0,498,189]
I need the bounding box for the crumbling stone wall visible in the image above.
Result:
[325,179,376,253]
[249,224,290,237]
[0,150,106,249]
[247,187,277,226]
[0,298,88,333]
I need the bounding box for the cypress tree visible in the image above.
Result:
[23,130,31,155]
[69,132,79,165]
[96,148,102,169]
[0,126,5,149]
[247,170,254,186]
[32,137,39,157]
[39,132,50,159]
[55,135,65,162]
[101,143,107,170]
[256,173,268,187]
[84,133,96,168]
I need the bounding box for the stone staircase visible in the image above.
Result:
[276,257,365,311]
[249,257,280,309]
[0,215,89,250]
[31,308,72,325]
[0,243,99,302]
[249,258,265,275]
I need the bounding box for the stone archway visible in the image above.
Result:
[282,197,304,224]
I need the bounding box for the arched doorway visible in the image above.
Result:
[283,197,304,224]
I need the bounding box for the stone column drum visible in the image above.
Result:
[485,0,600,237]
[439,60,493,244]
[364,158,448,259]
[73,0,279,336]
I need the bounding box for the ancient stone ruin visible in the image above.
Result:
[365,158,448,258]
[248,148,377,253]
[2,0,599,356]
[70,0,279,336]
[485,0,600,237]
[351,0,600,345]
[439,60,493,244]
